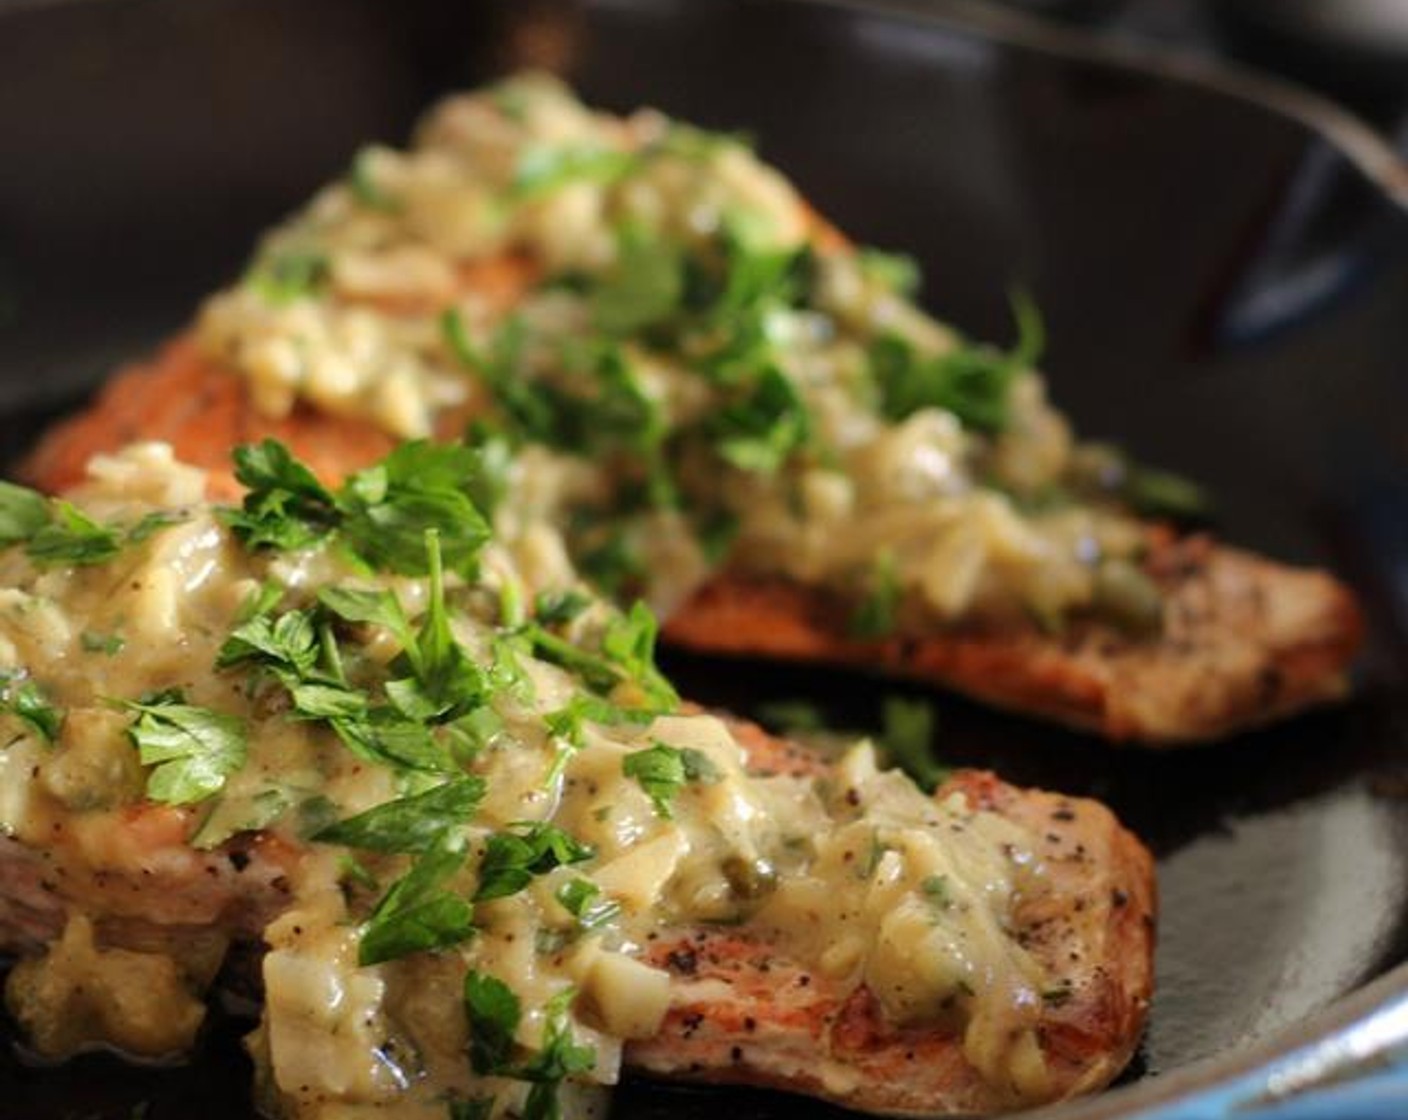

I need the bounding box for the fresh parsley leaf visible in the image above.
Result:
[622,742,716,819]
[857,248,919,297]
[0,672,61,743]
[317,587,417,663]
[246,249,329,306]
[1122,464,1209,521]
[870,292,1043,434]
[599,602,678,709]
[849,550,900,639]
[474,822,593,903]
[463,971,594,1120]
[592,229,683,335]
[359,833,475,965]
[123,695,247,805]
[224,439,339,551]
[462,424,515,518]
[216,607,319,676]
[313,777,485,854]
[707,366,810,474]
[518,988,596,1120]
[574,529,639,600]
[406,529,489,719]
[512,145,635,200]
[533,589,593,628]
[464,970,521,1074]
[542,694,629,750]
[444,314,562,446]
[191,787,292,850]
[0,482,51,546]
[80,631,125,656]
[921,873,952,910]
[348,147,398,212]
[879,696,949,793]
[527,601,675,712]
[711,226,809,321]
[26,501,121,567]
[331,708,455,773]
[337,442,491,580]
[555,878,620,931]
[126,510,187,544]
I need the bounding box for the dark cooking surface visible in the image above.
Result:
[1,0,1406,1116]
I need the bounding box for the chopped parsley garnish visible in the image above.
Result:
[359,832,476,966]
[317,586,415,651]
[474,822,593,903]
[707,366,811,474]
[464,976,595,1120]
[80,631,125,656]
[245,248,328,306]
[1122,464,1209,521]
[870,291,1044,434]
[555,878,620,932]
[592,228,683,335]
[0,481,188,568]
[511,145,636,200]
[0,672,61,744]
[464,970,521,1074]
[921,873,952,910]
[348,148,398,212]
[224,440,339,551]
[622,742,718,819]
[338,443,492,579]
[25,501,121,567]
[517,987,597,1120]
[0,482,51,546]
[527,601,677,712]
[533,589,593,628]
[849,549,900,639]
[191,787,292,850]
[314,777,486,854]
[857,248,920,297]
[879,696,949,794]
[223,438,491,579]
[122,692,248,806]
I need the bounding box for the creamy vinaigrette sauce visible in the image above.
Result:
[195,74,1181,639]
[0,444,1052,1118]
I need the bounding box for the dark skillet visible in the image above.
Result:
[0,0,1406,1116]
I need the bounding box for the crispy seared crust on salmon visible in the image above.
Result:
[21,336,1364,744]
[0,721,1154,1113]
[666,538,1363,745]
[21,334,395,503]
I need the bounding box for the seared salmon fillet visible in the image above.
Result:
[22,329,1363,745]
[17,74,1363,745]
[665,537,1363,745]
[0,442,1154,1114]
[0,733,1153,1113]
[631,727,1155,1114]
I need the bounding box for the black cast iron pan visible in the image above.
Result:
[0,0,1405,1115]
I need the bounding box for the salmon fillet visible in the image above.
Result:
[21,330,1363,744]
[666,536,1364,745]
[631,722,1156,1114]
[0,720,1154,1113]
